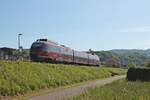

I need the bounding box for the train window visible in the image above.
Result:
[81,52,88,58]
[74,51,88,59]
[67,50,73,55]
[74,51,79,57]
[32,43,43,47]
[61,49,73,56]
[30,43,44,51]
[46,45,60,53]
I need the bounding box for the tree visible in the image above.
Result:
[145,60,150,67]
[106,58,121,67]
[128,62,136,68]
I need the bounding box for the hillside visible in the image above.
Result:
[95,49,150,67]
[110,49,150,57]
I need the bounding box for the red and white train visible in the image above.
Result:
[30,39,100,66]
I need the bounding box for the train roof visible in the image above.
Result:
[36,39,72,50]
[36,39,59,45]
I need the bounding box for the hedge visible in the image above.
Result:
[127,68,150,81]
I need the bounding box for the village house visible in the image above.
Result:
[0,47,17,60]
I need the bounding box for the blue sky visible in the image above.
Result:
[0,0,150,51]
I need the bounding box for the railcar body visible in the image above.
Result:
[30,39,100,66]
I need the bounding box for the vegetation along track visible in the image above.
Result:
[69,79,150,100]
[0,61,126,99]
[28,75,126,100]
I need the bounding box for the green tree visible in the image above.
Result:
[128,62,136,68]
[145,60,150,67]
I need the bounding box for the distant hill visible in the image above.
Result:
[110,49,150,57]
[94,49,150,67]
[110,49,145,54]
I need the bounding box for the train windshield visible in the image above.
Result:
[30,43,44,51]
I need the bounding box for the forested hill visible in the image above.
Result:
[94,49,150,67]
[110,49,150,57]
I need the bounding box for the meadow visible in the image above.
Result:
[0,61,126,96]
[69,79,150,100]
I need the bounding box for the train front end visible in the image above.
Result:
[30,40,49,62]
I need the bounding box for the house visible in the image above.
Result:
[0,47,17,60]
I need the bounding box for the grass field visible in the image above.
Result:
[0,60,126,96]
[69,79,150,100]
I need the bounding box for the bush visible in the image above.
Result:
[127,68,150,81]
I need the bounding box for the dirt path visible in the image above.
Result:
[28,75,126,100]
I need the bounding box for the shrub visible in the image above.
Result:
[127,68,150,81]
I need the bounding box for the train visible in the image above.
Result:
[30,39,100,66]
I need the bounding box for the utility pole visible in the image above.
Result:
[18,33,22,52]
[18,33,23,60]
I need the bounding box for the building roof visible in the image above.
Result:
[0,47,16,52]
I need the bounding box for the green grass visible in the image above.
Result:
[0,60,126,96]
[69,79,150,100]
